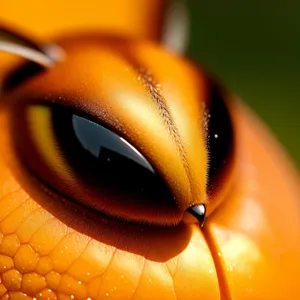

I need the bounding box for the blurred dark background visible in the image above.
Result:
[186,0,300,168]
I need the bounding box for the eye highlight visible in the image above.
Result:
[71,115,154,173]
[14,104,178,225]
[205,83,234,194]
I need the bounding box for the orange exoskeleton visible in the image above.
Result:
[0,1,299,299]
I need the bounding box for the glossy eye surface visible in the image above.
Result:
[13,104,178,225]
[205,83,234,193]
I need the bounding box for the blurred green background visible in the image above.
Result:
[186,0,300,168]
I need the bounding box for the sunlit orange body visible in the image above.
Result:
[0,1,299,300]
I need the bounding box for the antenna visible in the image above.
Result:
[0,26,63,67]
[162,0,190,55]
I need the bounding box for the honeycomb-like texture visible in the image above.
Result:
[0,171,220,300]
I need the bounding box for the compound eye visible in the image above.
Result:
[14,104,178,225]
[205,82,234,193]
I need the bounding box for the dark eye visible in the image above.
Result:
[13,105,178,225]
[205,83,234,192]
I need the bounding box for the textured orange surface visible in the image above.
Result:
[0,98,299,299]
[0,1,300,299]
